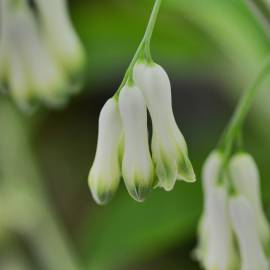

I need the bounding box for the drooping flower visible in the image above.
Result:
[6,2,67,107]
[0,0,85,110]
[133,62,195,191]
[88,63,196,203]
[229,153,270,256]
[87,0,196,204]
[119,85,154,202]
[229,195,269,270]
[88,98,123,205]
[195,152,239,270]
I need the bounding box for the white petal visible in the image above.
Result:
[133,62,195,190]
[7,4,67,105]
[88,98,122,205]
[119,85,154,202]
[134,63,187,151]
[229,196,269,270]
[197,186,238,270]
[35,0,85,74]
[8,47,33,111]
[202,151,223,194]
[229,153,270,251]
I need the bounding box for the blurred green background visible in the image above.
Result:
[1,0,270,269]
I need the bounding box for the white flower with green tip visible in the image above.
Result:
[119,84,154,202]
[88,0,196,203]
[195,153,239,270]
[229,195,269,270]
[88,98,123,205]
[133,62,195,191]
[229,153,270,256]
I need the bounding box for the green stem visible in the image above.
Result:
[143,0,163,60]
[219,56,270,167]
[114,0,163,98]
[246,0,270,36]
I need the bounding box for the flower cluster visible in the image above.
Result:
[195,151,270,270]
[88,61,196,204]
[0,0,85,111]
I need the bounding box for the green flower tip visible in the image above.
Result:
[91,188,115,206]
[127,182,152,203]
[88,175,118,206]
[178,156,196,183]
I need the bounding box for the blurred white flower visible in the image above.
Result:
[119,85,154,202]
[201,151,224,194]
[0,0,85,110]
[229,153,270,255]
[229,195,269,270]
[6,2,67,108]
[195,152,239,270]
[88,98,123,205]
[134,62,195,191]
[196,150,270,269]
[34,0,85,78]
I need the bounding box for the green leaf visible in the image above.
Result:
[81,182,202,270]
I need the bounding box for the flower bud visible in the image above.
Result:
[229,153,270,254]
[88,98,123,205]
[119,85,154,202]
[6,1,67,107]
[195,154,238,270]
[133,62,195,191]
[202,151,223,194]
[229,195,269,270]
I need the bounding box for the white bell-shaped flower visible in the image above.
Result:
[119,84,154,202]
[5,0,67,107]
[88,98,123,205]
[34,0,85,77]
[133,62,195,191]
[195,153,238,270]
[229,153,270,254]
[229,195,269,270]
[0,0,85,109]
